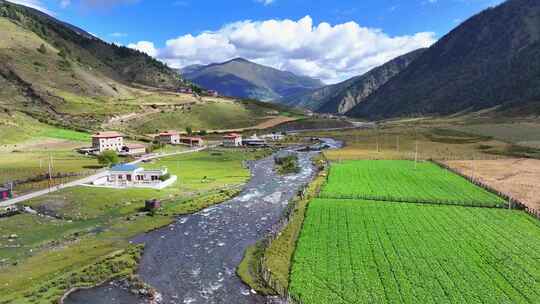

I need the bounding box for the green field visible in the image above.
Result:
[320,160,505,207]
[290,199,540,304]
[0,149,263,303]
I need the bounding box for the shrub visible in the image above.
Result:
[37,44,47,54]
[97,150,119,167]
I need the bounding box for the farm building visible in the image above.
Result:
[157,130,181,145]
[0,186,12,201]
[121,143,147,156]
[243,134,267,147]
[92,164,176,189]
[92,131,124,153]
[223,133,243,147]
[180,136,205,147]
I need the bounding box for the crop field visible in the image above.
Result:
[320,160,506,207]
[290,199,540,304]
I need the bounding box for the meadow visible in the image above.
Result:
[321,160,506,207]
[0,149,264,303]
[290,199,540,304]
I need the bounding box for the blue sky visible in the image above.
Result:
[11,0,505,83]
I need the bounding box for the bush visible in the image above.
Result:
[159,173,171,182]
[37,44,47,54]
[97,150,119,167]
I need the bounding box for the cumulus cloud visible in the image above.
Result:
[127,41,158,57]
[130,16,435,83]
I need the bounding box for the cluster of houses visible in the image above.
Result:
[76,129,285,190]
[156,130,205,147]
[178,87,219,97]
[221,132,285,147]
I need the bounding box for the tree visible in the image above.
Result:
[199,130,208,136]
[37,44,47,54]
[97,150,119,167]
[186,126,193,136]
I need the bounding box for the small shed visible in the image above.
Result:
[145,199,161,211]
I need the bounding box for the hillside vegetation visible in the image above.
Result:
[281,49,425,114]
[0,1,296,139]
[348,0,540,119]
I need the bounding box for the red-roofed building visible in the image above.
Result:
[121,143,147,156]
[180,136,205,147]
[223,133,242,147]
[157,130,181,145]
[92,131,124,153]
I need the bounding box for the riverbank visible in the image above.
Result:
[64,142,332,304]
[0,150,267,304]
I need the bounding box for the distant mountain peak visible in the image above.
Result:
[182,59,324,101]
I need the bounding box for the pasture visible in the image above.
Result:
[320,160,505,207]
[0,149,262,303]
[290,199,540,304]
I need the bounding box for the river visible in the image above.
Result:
[64,139,341,304]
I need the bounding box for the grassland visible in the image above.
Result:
[452,123,540,148]
[290,199,540,304]
[0,149,264,303]
[308,124,516,161]
[321,160,506,207]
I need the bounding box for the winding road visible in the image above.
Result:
[0,146,207,209]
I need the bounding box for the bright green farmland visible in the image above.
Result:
[290,199,540,304]
[320,160,506,207]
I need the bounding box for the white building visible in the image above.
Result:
[92,164,176,189]
[157,130,181,145]
[223,133,243,147]
[92,131,124,153]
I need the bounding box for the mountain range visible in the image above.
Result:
[181,58,325,101]
[279,49,425,114]
[347,0,540,119]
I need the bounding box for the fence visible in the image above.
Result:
[431,160,540,220]
[253,157,329,304]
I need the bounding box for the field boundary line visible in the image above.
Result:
[431,160,540,220]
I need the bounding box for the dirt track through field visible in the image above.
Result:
[445,158,540,211]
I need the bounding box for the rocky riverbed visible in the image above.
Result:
[64,139,341,304]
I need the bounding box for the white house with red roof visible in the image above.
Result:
[157,130,181,145]
[223,133,243,147]
[92,131,124,153]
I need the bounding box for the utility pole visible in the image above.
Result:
[48,154,53,191]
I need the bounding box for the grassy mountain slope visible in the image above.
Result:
[348,0,540,119]
[0,1,295,139]
[280,49,425,114]
[181,58,324,101]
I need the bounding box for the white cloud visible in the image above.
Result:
[127,41,158,57]
[255,0,275,6]
[60,0,71,8]
[130,16,435,84]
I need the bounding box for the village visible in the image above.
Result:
[0,129,287,204]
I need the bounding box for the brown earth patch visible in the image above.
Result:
[445,158,540,211]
